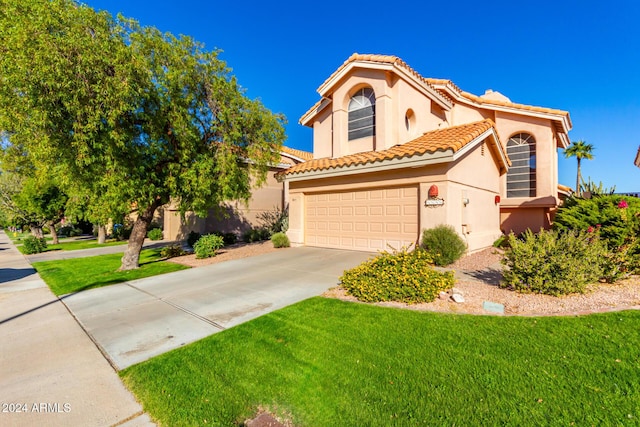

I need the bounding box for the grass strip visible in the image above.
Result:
[121,297,640,426]
[17,238,127,254]
[33,248,189,296]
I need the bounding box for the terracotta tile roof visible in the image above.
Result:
[305,53,570,126]
[281,146,313,161]
[319,53,440,94]
[280,119,499,177]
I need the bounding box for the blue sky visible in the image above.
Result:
[84,0,640,192]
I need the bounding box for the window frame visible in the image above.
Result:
[506,133,537,198]
[347,87,376,141]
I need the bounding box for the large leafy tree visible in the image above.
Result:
[0,0,286,269]
[0,170,67,242]
[564,140,594,197]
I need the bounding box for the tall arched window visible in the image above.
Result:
[506,133,536,197]
[348,88,375,141]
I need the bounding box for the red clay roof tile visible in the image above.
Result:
[280,119,498,177]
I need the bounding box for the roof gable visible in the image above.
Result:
[301,53,572,146]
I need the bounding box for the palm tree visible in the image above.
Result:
[564,140,594,197]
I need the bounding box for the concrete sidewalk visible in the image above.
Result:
[0,231,153,427]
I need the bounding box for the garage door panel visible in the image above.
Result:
[305,186,418,251]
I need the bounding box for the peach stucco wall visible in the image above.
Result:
[163,161,290,241]
[288,138,503,253]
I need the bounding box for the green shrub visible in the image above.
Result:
[242,227,271,243]
[22,236,47,254]
[271,232,290,248]
[212,231,237,246]
[112,224,132,241]
[147,228,163,241]
[420,225,467,266]
[58,225,82,237]
[193,234,225,259]
[340,247,454,304]
[187,231,201,248]
[553,194,640,250]
[501,229,608,296]
[160,244,186,259]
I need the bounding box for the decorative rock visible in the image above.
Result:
[483,301,505,314]
[439,291,449,300]
[451,293,465,303]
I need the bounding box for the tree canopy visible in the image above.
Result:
[564,140,594,197]
[0,0,286,269]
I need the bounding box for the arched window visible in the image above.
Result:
[506,133,536,197]
[348,88,375,140]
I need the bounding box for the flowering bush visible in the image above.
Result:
[340,247,454,304]
[554,194,640,250]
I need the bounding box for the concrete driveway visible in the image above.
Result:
[62,247,371,370]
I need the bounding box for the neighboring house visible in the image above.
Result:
[635,146,640,168]
[163,146,312,241]
[278,53,572,253]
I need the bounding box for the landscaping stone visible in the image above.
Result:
[451,293,465,303]
[439,291,449,300]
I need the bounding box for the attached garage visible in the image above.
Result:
[280,120,508,254]
[304,186,419,251]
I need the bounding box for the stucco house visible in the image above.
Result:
[278,53,572,253]
[162,146,312,241]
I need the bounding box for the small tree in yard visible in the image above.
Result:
[0,0,285,270]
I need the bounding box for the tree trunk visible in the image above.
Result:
[97,224,106,244]
[576,158,582,197]
[119,201,159,271]
[48,221,59,245]
[30,224,44,239]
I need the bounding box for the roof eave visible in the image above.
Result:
[299,97,332,127]
[317,59,451,111]
[281,150,455,182]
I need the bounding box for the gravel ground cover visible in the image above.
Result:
[168,243,640,316]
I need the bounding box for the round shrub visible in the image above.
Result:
[22,236,47,254]
[147,228,163,241]
[501,229,608,296]
[421,225,467,266]
[340,248,454,304]
[271,232,290,248]
[193,234,224,259]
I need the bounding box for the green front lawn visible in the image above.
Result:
[121,297,639,426]
[33,248,189,296]
[17,238,127,254]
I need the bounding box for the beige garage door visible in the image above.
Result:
[305,186,419,251]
